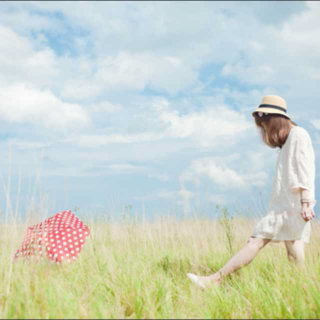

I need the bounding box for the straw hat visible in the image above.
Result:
[252,95,291,120]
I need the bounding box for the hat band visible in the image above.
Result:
[258,104,287,113]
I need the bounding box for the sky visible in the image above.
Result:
[0,1,319,221]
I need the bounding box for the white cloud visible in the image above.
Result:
[152,98,253,147]
[107,163,146,173]
[44,162,147,178]
[221,63,275,85]
[180,153,269,191]
[175,152,270,214]
[89,101,122,113]
[1,20,196,101]
[0,2,319,215]
[208,87,265,112]
[9,139,53,150]
[246,151,272,173]
[2,3,319,112]
[243,171,269,187]
[136,190,177,201]
[61,52,199,99]
[148,173,170,182]
[218,2,320,114]
[0,84,90,130]
[178,187,194,214]
[311,119,320,130]
[0,5,58,35]
[0,25,58,87]
[206,194,226,205]
[181,157,246,189]
[65,98,252,149]
[65,132,164,148]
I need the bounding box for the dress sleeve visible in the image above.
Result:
[290,129,316,204]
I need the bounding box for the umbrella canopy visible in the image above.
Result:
[15,210,90,264]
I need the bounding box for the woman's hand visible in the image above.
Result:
[301,202,315,221]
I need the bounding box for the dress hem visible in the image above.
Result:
[251,234,309,243]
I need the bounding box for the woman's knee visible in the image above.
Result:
[285,240,305,263]
[291,252,305,265]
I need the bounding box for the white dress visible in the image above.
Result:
[252,126,316,243]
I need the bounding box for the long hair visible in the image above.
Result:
[253,113,298,149]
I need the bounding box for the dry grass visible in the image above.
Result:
[1,215,320,319]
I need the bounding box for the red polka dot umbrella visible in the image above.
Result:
[14,210,90,264]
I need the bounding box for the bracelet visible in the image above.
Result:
[301,199,316,204]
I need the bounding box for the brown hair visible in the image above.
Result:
[253,113,297,149]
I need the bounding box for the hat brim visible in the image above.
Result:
[252,107,291,120]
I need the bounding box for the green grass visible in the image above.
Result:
[1,217,320,319]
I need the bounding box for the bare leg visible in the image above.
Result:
[285,240,305,267]
[189,237,271,288]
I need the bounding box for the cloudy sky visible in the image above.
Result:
[0,1,319,220]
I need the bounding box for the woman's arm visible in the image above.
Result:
[301,188,315,221]
[301,189,315,204]
[290,128,316,211]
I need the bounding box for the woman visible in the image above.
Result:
[187,95,316,289]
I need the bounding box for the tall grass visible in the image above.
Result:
[1,147,320,318]
[218,206,235,255]
[1,215,320,319]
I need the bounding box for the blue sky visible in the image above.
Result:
[0,1,319,221]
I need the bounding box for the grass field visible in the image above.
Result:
[1,213,320,319]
